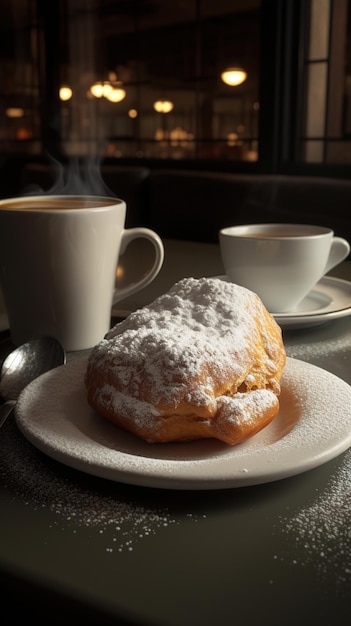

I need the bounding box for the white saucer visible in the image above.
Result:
[15,356,351,490]
[216,275,351,329]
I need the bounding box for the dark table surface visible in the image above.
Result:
[1,240,351,625]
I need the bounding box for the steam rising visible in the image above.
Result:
[24,157,114,198]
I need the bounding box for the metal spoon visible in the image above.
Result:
[0,337,66,428]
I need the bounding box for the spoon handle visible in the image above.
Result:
[0,400,15,429]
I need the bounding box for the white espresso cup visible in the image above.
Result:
[0,195,164,351]
[219,223,350,313]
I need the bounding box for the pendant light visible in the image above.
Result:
[221,67,247,86]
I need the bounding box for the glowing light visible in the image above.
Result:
[16,127,31,140]
[155,128,165,141]
[221,68,247,86]
[6,107,24,118]
[153,100,174,113]
[90,82,114,98]
[170,126,189,147]
[128,108,138,118]
[59,85,73,101]
[227,132,238,147]
[105,88,126,103]
[116,265,124,280]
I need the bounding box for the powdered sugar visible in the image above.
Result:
[0,417,205,553]
[216,388,277,425]
[286,330,351,362]
[278,447,351,586]
[85,277,284,442]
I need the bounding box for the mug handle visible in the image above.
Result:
[112,227,164,304]
[324,237,350,273]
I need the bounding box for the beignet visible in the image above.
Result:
[85,277,286,445]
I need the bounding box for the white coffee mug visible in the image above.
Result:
[0,195,164,350]
[219,223,350,313]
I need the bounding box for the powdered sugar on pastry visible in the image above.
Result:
[85,277,286,444]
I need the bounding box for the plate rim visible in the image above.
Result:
[15,356,351,490]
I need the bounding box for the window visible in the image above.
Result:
[0,0,261,163]
[0,0,350,175]
[301,0,351,165]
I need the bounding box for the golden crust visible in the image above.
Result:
[85,277,286,445]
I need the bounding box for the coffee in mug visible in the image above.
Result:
[0,195,164,350]
[219,223,350,313]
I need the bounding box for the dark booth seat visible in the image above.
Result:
[144,170,351,248]
[1,159,350,254]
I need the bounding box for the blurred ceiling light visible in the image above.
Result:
[227,132,238,147]
[6,107,24,118]
[105,87,126,103]
[90,81,114,98]
[128,108,138,118]
[170,126,190,147]
[221,67,247,86]
[153,100,174,113]
[59,85,73,101]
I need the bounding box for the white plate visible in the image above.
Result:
[216,275,351,329]
[15,356,351,490]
